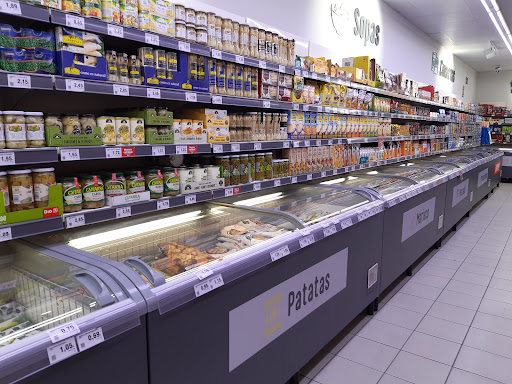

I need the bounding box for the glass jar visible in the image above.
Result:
[118,52,129,83]
[195,11,206,27]
[175,20,186,40]
[144,169,163,199]
[174,3,185,22]
[208,58,217,93]
[265,31,273,61]
[81,175,105,209]
[103,172,126,198]
[8,170,34,211]
[138,47,153,67]
[216,60,226,94]
[60,177,82,213]
[32,168,56,208]
[207,12,216,48]
[129,55,141,85]
[258,113,265,140]
[264,152,273,179]
[272,113,280,139]
[0,171,9,213]
[188,53,198,81]
[280,113,288,140]
[61,114,80,136]
[4,111,26,149]
[272,33,279,63]
[255,154,265,181]
[226,62,235,96]
[162,167,179,196]
[215,16,222,50]
[249,27,258,58]
[248,154,256,182]
[154,49,166,69]
[240,154,249,184]
[240,24,249,56]
[25,112,45,148]
[186,24,196,43]
[106,50,119,82]
[185,7,195,24]
[264,113,273,141]
[45,113,62,134]
[125,171,145,194]
[258,29,266,60]
[216,156,230,186]
[221,18,233,52]
[196,27,207,45]
[242,65,251,98]
[0,112,5,150]
[288,40,295,67]
[235,64,243,97]
[278,37,285,65]
[251,67,258,98]
[247,112,258,141]
[230,155,240,185]
[232,21,240,54]
[166,52,178,73]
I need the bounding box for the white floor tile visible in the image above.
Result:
[402,331,460,365]
[426,258,462,270]
[452,270,492,287]
[472,312,512,339]
[493,269,512,281]
[489,277,512,292]
[445,280,487,298]
[374,305,424,330]
[419,265,456,279]
[427,302,476,326]
[479,298,512,320]
[416,315,469,344]
[496,260,512,271]
[437,289,482,311]
[312,355,382,384]
[409,272,450,289]
[433,252,467,262]
[357,319,413,349]
[473,243,504,253]
[322,331,355,356]
[454,346,512,384]
[386,351,451,384]
[387,293,434,314]
[399,281,442,301]
[464,256,499,268]
[378,374,413,384]
[337,336,399,372]
[446,368,503,384]
[484,287,512,306]
[459,262,495,277]
[464,327,512,360]
[467,250,502,260]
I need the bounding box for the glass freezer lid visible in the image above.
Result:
[44,203,300,287]
[399,161,460,173]
[0,241,118,348]
[219,184,373,226]
[321,174,415,197]
[421,156,473,167]
[356,166,440,183]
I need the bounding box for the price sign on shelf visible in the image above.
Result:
[231,143,240,152]
[213,144,223,153]
[274,179,281,187]
[152,146,165,156]
[0,0,21,14]
[113,84,129,96]
[65,214,85,229]
[178,41,191,52]
[185,92,197,102]
[0,152,15,166]
[224,188,234,197]
[307,174,313,181]
[340,218,353,229]
[293,103,300,111]
[323,225,337,238]
[279,65,286,73]
[105,147,122,158]
[235,55,244,64]
[299,234,315,249]
[184,194,196,205]
[258,60,267,69]
[321,171,327,178]
[157,199,170,210]
[77,328,104,352]
[304,140,310,146]
[116,206,131,219]
[282,141,290,148]
[145,33,159,46]
[302,70,308,77]
[293,141,300,148]
[65,14,84,29]
[270,245,290,262]
[253,182,261,191]
[262,100,271,108]
[46,321,80,343]
[65,79,84,92]
[7,74,30,89]
[211,49,222,59]
[194,274,224,297]
[291,176,298,184]
[303,104,309,111]
[60,148,80,161]
[294,69,301,76]
[0,227,12,242]
[333,169,338,175]
[254,142,262,151]
[316,140,322,146]
[175,146,187,155]
[196,267,213,281]
[107,23,124,38]
[311,72,318,79]
[47,337,78,365]
[212,95,222,104]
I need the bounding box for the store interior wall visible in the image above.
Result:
[475,70,512,108]
[195,0,477,103]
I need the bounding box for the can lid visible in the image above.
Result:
[7,169,31,175]
[3,111,24,114]
[32,167,55,172]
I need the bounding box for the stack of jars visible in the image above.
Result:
[175,5,208,45]
[106,50,142,85]
[209,60,258,97]
[1,111,46,149]
[228,112,288,142]
[136,47,186,81]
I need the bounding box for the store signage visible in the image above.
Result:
[478,169,488,188]
[452,179,469,207]
[494,161,501,175]
[229,248,348,371]
[401,197,436,242]
[440,60,455,82]
[353,8,380,46]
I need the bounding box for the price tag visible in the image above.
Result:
[303,104,309,111]
[178,41,191,52]
[270,245,290,262]
[194,274,224,297]
[116,206,131,219]
[65,214,85,229]
[304,140,310,146]
[145,33,159,45]
[291,176,298,184]
[263,100,271,108]
[311,72,318,79]
[185,92,197,102]
[307,174,313,180]
[77,327,104,352]
[196,267,213,280]
[324,106,331,113]
[323,225,337,237]
[302,70,308,77]
[253,182,261,191]
[274,179,281,187]
[212,144,223,153]
[107,24,124,38]
[364,138,368,143]
[175,146,187,155]
[279,65,286,73]
[211,49,222,59]
[146,88,160,99]
[152,146,166,156]
[294,69,301,76]
[113,84,129,96]
[65,79,84,92]
[293,103,300,111]
[225,188,234,197]
[254,142,262,150]
[315,140,321,146]
[7,74,30,89]
[299,234,315,249]
[184,194,196,204]
[60,148,80,161]
[105,147,122,158]
[47,337,78,365]
[321,171,327,177]
[65,14,84,29]
[282,141,290,148]
[212,95,222,104]
[0,227,12,242]
[235,55,244,64]
[340,218,353,229]
[333,169,338,175]
[157,199,170,210]
[293,141,300,148]
[258,60,267,69]
[231,143,240,152]
[0,152,15,166]
[47,321,80,343]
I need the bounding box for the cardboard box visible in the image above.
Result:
[173,119,207,144]
[185,108,230,143]
[45,126,103,146]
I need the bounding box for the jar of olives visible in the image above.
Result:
[144,169,164,199]
[8,169,34,211]
[61,177,83,213]
[32,168,56,208]
[4,111,27,149]
[81,175,105,209]
[0,171,9,212]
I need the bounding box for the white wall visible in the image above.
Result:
[194,0,477,102]
[475,70,512,108]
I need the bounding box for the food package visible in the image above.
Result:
[101,0,120,23]
[291,75,304,103]
[184,109,230,143]
[149,14,172,36]
[120,3,138,27]
[148,0,168,17]
[62,0,81,13]
[81,0,102,18]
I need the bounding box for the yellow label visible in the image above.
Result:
[182,82,192,90]
[147,77,159,84]
[64,67,80,75]
[62,35,83,46]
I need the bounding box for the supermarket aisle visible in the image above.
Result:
[300,183,512,384]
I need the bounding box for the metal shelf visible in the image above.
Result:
[0,147,58,166]
[0,217,63,243]
[210,50,295,75]
[0,71,54,90]
[0,1,50,21]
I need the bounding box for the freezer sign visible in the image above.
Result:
[265,294,282,337]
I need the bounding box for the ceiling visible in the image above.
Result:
[382,0,512,72]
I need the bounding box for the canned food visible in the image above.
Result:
[115,117,130,144]
[129,117,145,144]
[97,116,116,145]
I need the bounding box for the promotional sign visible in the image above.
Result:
[478,169,489,188]
[452,179,469,207]
[229,248,348,371]
[401,197,436,242]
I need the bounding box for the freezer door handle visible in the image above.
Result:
[74,271,116,307]
[124,256,166,287]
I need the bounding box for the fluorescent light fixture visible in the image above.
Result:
[367,171,379,175]
[490,0,499,10]
[482,0,512,55]
[233,192,284,206]
[481,0,492,13]
[497,10,511,36]
[321,177,347,185]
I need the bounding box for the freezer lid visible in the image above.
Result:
[400,161,462,173]
[356,166,442,183]
[218,184,374,227]
[0,241,141,384]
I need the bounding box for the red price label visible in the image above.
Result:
[187,145,198,154]
[233,187,241,195]
[43,207,60,218]
[121,147,136,157]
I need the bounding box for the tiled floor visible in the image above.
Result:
[300,183,512,384]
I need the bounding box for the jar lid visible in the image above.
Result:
[240,154,248,157]
[3,111,24,114]
[81,114,96,118]
[186,23,195,28]
[32,167,55,172]
[176,20,186,25]
[143,169,160,173]
[184,7,194,10]
[0,171,6,176]
[102,172,124,177]
[265,152,273,155]
[7,169,31,175]
[218,155,230,158]
[230,155,240,158]
[82,175,102,180]
[197,27,207,31]
[207,11,215,15]
[24,112,43,116]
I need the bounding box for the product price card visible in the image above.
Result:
[235,55,244,64]
[212,95,222,104]
[224,188,234,197]
[105,147,122,158]
[185,92,197,102]
[212,144,223,153]
[116,206,131,219]
[291,176,298,184]
[274,179,281,187]
[339,218,353,229]
[303,104,309,111]
[60,148,80,161]
[107,23,124,38]
[253,182,261,191]
[194,274,224,297]
[270,245,290,262]
[211,49,222,59]
[299,234,315,249]
[323,225,337,237]
[262,100,271,108]
[195,267,213,280]
[321,171,327,178]
[65,79,84,92]
[145,33,159,45]
[147,88,160,99]
[282,141,290,148]
[184,195,196,204]
[175,146,187,154]
[77,327,104,352]
[307,174,313,180]
[152,146,165,156]
[47,337,78,365]
[278,65,286,73]
[113,84,129,96]
[292,141,300,148]
[65,214,85,229]
[293,103,300,111]
[0,151,15,166]
[258,60,267,69]
[178,41,190,52]
[7,74,30,89]
[46,321,80,343]
[0,227,12,242]
[65,14,84,29]
[231,143,240,152]
[254,142,262,150]
[304,140,310,146]
[157,199,170,210]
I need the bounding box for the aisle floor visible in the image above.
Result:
[300,183,512,384]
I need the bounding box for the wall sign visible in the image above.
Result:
[330,2,350,36]
[353,8,380,46]
[229,248,348,371]
[431,52,439,75]
[440,60,455,82]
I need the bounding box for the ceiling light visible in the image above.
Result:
[482,0,512,56]
[490,0,499,10]
[497,10,511,36]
